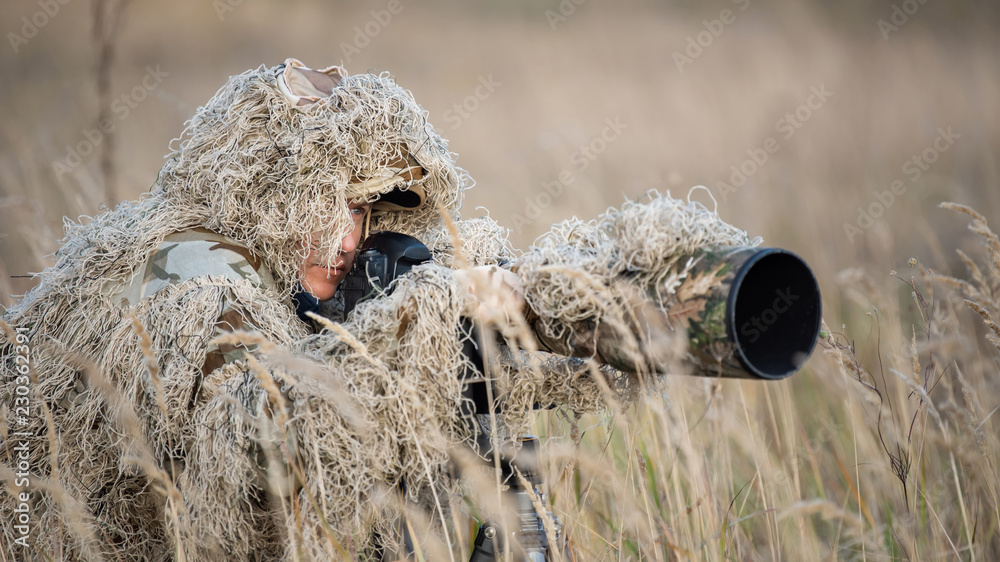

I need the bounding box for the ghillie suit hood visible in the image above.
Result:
[157,58,468,297]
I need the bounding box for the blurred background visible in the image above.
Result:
[1,0,998,306]
[3,2,1000,557]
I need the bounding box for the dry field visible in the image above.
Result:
[1,0,998,559]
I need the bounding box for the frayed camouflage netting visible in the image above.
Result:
[0,59,755,561]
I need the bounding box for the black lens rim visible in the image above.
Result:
[724,248,822,380]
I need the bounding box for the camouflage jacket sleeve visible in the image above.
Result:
[111,227,276,306]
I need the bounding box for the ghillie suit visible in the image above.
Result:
[0,60,755,561]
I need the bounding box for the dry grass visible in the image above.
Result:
[2,0,999,559]
[530,232,1000,560]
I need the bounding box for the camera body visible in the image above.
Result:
[341,231,433,317]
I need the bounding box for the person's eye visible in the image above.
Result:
[351,206,369,217]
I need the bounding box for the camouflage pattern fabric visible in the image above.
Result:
[111,228,275,306]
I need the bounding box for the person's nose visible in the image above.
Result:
[340,223,361,255]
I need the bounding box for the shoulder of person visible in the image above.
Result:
[112,228,276,306]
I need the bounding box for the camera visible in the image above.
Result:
[341,231,433,316]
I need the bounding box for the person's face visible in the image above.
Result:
[300,200,372,301]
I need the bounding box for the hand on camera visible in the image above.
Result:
[453,265,525,331]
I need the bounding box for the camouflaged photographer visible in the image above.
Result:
[0,59,767,561]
